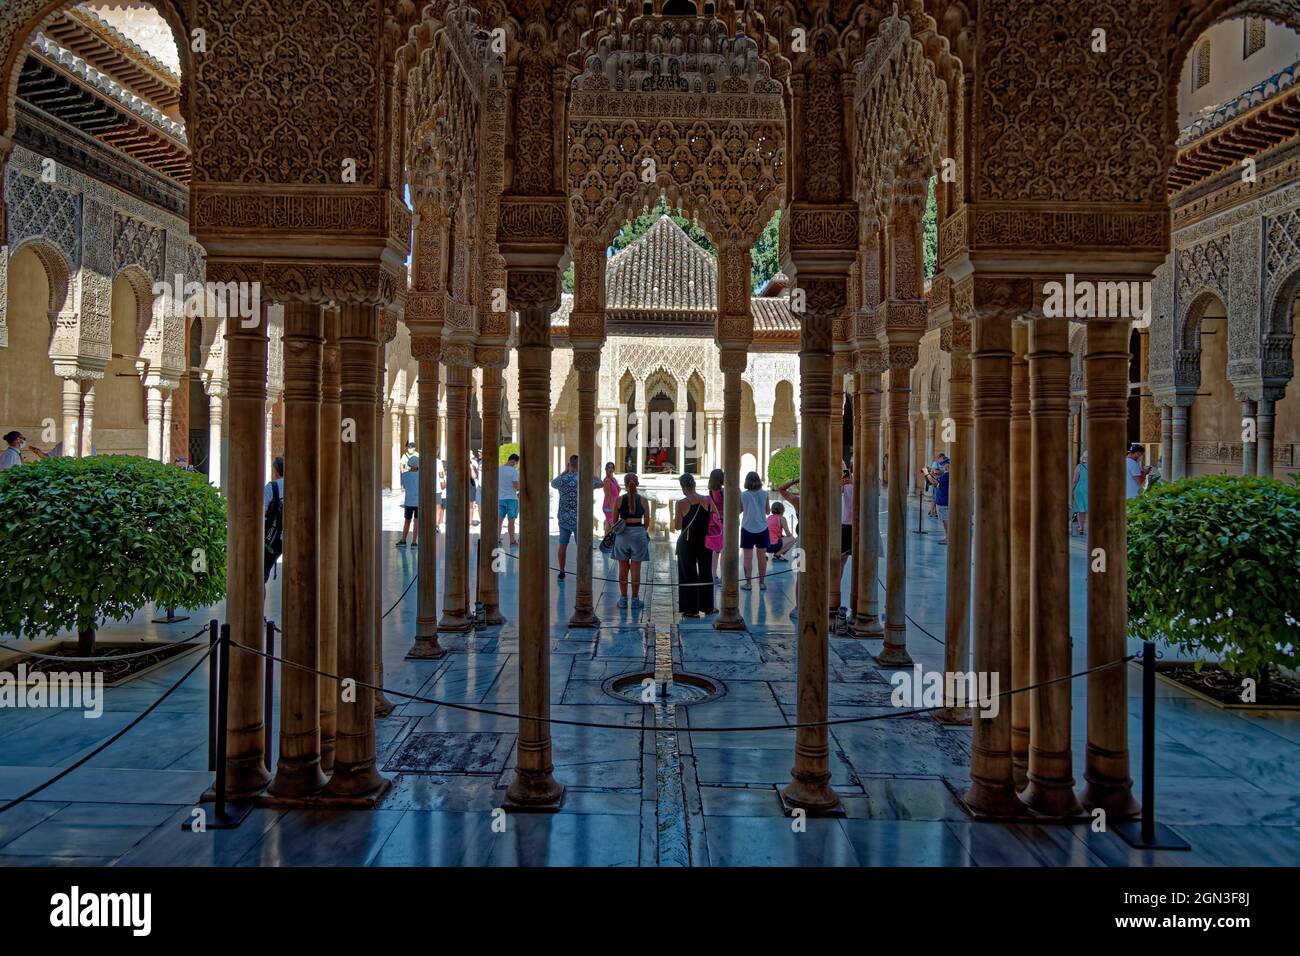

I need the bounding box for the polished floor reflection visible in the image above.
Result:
[1,494,1298,866]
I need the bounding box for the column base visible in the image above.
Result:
[933,707,972,726]
[780,775,845,817]
[1020,775,1085,819]
[320,740,335,775]
[713,608,746,631]
[503,770,565,812]
[849,613,884,638]
[374,691,395,718]
[1011,754,1029,792]
[266,756,328,799]
[963,778,1028,820]
[406,635,447,659]
[322,761,390,804]
[484,605,506,626]
[1080,775,1140,820]
[223,754,271,801]
[874,641,913,668]
[568,607,600,628]
[438,611,474,632]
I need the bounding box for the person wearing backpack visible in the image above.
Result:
[263,456,285,583]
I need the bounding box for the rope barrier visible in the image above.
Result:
[0,624,213,662]
[0,641,215,815]
[231,638,1138,734]
[381,573,417,619]
[499,547,794,587]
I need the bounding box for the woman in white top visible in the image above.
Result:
[739,471,770,590]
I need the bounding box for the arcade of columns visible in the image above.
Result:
[2,0,1290,817]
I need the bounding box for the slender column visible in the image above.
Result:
[208,387,224,489]
[390,408,403,491]
[828,361,845,614]
[60,377,81,457]
[1022,315,1081,818]
[478,351,507,624]
[851,359,884,636]
[324,303,386,799]
[879,364,914,666]
[965,302,1021,817]
[1256,398,1275,478]
[1159,404,1172,478]
[635,379,647,469]
[1241,398,1257,475]
[511,414,519,443]
[848,384,861,620]
[1009,322,1032,787]
[318,309,341,771]
[162,392,173,461]
[939,346,974,722]
[1171,404,1189,479]
[222,302,270,797]
[1080,317,1139,817]
[408,335,444,657]
[438,411,447,462]
[80,381,96,456]
[407,412,416,446]
[503,274,563,810]
[714,350,747,630]
[440,356,473,631]
[781,290,839,814]
[570,348,601,627]
[373,346,393,717]
[146,387,164,460]
[264,406,275,483]
[268,302,327,797]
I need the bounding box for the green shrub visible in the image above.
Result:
[1127,474,1300,681]
[0,455,227,654]
[768,446,800,487]
[498,442,520,466]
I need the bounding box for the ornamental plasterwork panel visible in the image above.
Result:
[1174,232,1229,333]
[1264,207,1300,311]
[114,211,165,282]
[1227,219,1262,384]
[5,169,81,272]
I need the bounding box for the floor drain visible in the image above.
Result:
[603,670,726,707]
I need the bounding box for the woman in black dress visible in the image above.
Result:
[675,473,715,618]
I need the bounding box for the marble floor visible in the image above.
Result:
[1,492,1298,867]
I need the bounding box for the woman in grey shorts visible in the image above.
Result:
[614,472,653,609]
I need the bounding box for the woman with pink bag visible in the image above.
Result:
[704,468,725,583]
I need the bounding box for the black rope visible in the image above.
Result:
[0,642,215,815]
[381,573,417,619]
[231,639,1138,734]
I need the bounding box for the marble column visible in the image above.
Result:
[1009,322,1032,788]
[1241,398,1258,475]
[1171,404,1189,480]
[1257,398,1276,478]
[851,358,884,637]
[60,377,81,458]
[407,412,416,446]
[409,334,444,658]
[268,302,327,797]
[879,364,913,666]
[208,386,224,490]
[373,346,393,718]
[264,406,275,483]
[1022,315,1081,819]
[828,361,846,615]
[504,275,563,810]
[848,383,861,622]
[146,387,165,460]
[1080,316,1139,818]
[715,350,746,630]
[318,309,341,771]
[635,379,647,470]
[80,381,96,457]
[939,345,974,723]
[478,351,507,625]
[1159,404,1172,479]
[440,356,473,631]
[390,408,403,491]
[162,392,173,461]
[757,417,771,480]
[324,303,386,800]
[223,302,270,798]
[781,291,839,815]
[571,347,601,627]
[965,302,1021,817]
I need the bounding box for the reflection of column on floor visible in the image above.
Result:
[1080,315,1139,819]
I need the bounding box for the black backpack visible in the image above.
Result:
[265,482,283,558]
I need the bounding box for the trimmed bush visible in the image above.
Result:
[1127,474,1300,682]
[767,445,800,488]
[0,455,227,654]
[498,442,520,466]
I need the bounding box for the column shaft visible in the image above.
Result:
[1257,399,1275,478]
[208,391,224,489]
[479,362,506,624]
[828,370,844,614]
[1171,405,1189,480]
[879,374,913,666]
[1080,317,1139,817]
[1009,324,1032,787]
[318,312,341,771]
[60,377,81,458]
[1022,316,1081,818]
[715,359,746,630]
[940,351,973,721]
[851,370,883,636]
[410,346,444,657]
[1241,400,1257,475]
[269,303,327,797]
[147,387,164,460]
[571,350,600,627]
[1159,405,1172,479]
[440,362,472,630]
[80,382,95,457]
[390,409,403,491]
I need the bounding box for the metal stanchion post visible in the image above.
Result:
[1115,641,1190,850]
[189,622,255,829]
[207,619,218,771]
[264,621,275,768]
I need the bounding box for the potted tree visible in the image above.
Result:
[1127,474,1300,707]
[0,455,226,658]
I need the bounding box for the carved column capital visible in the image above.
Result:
[442,342,476,368]
[573,347,603,375]
[719,348,748,375]
[475,345,509,369]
